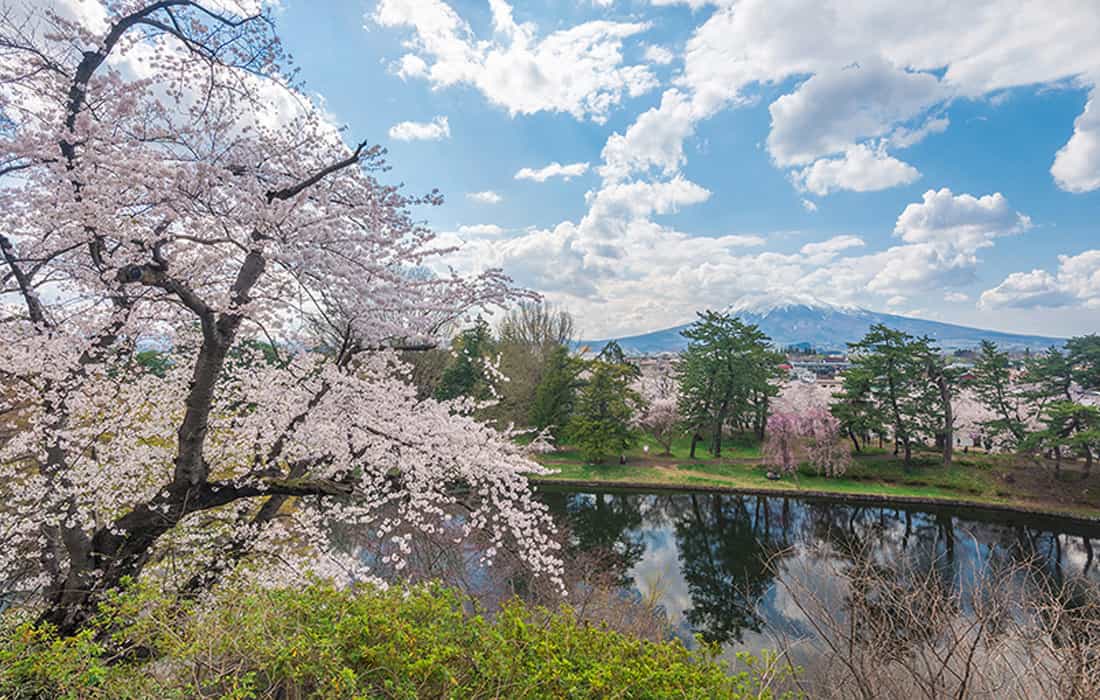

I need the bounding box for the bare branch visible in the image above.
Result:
[265,141,368,203]
[0,234,46,325]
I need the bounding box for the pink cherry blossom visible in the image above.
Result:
[633,360,681,455]
[763,403,850,478]
[0,2,560,634]
[762,412,802,477]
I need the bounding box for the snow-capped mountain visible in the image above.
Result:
[585,294,1064,354]
[725,292,864,318]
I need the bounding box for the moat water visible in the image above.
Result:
[536,486,1100,659]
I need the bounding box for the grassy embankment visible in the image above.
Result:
[531,433,1100,520]
[2,583,788,698]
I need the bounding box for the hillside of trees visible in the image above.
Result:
[407,304,1100,489]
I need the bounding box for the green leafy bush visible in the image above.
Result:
[1,583,797,699]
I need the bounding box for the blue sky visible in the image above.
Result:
[274,0,1100,339]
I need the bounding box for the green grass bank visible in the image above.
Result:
[532,434,1100,521]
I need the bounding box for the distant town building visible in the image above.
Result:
[788,357,851,379]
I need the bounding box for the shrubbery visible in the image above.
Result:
[1,582,795,699]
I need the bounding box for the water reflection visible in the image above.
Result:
[537,491,645,587]
[675,494,779,643]
[537,487,1100,654]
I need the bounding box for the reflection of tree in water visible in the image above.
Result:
[797,502,965,584]
[674,493,791,644]
[794,503,1100,659]
[1010,526,1079,587]
[330,486,1100,661]
[970,524,1100,668]
[541,491,645,586]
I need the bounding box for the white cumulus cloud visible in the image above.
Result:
[394,53,429,80]
[467,190,503,204]
[792,145,920,195]
[981,250,1100,309]
[673,0,1100,195]
[767,57,946,167]
[372,0,658,123]
[893,188,1031,248]
[643,44,676,65]
[797,189,1031,302]
[800,235,865,264]
[1051,90,1100,193]
[599,89,698,182]
[388,116,451,141]
[515,162,590,182]
[457,224,506,237]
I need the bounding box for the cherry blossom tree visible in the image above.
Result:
[763,406,850,479]
[634,360,680,455]
[802,408,850,477]
[0,1,560,635]
[762,412,801,478]
[773,379,834,414]
[952,389,998,451]
[635,393,680,456]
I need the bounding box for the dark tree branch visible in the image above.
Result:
[265,141,368,203]
[0,233,46,325]
[117,264,214,322]
[0,158,48,178]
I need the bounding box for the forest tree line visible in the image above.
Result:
[405,305,1100,477]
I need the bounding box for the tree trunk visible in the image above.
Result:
[886,366,910,471]
[39,493,187,635]
[755,402,767,442]
[711,401,729,457]
[40,309,246,632]
[39,473,342,635]
[937,372,953,467]
[848,428,861,452]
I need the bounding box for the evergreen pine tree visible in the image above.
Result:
[567,360,644,464]
[530,344,583,439]
[434,318,496,402]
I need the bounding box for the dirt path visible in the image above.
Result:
[648,463,745,484]
[574,453,764,468]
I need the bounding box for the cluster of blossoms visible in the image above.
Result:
[772,379,835,414]
[632,361,680,455]
[0,1,560,633]
[763,408,851,478]
[766,380,848,477]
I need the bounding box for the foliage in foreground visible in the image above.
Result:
[0,583,795,700]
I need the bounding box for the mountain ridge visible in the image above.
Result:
[585,294,1065,355]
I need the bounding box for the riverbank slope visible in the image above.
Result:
[530,436,1100,522]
